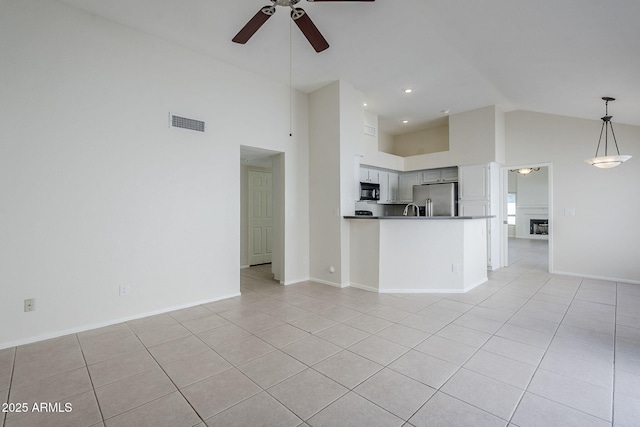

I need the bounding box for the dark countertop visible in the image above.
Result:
[344,215,495,220]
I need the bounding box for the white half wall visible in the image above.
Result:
[506,111,640,283]
[404,106,503,171]
[0,0,309,347]
[392,125,449,157]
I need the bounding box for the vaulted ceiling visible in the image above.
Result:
[59,0,640,135]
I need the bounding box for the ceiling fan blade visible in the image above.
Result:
[291,8,330,53]
[232,6,275,44]
[307,0,375,2]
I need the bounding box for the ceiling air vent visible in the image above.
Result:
[170,113,205,132]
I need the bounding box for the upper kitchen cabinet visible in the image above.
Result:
[378,171,399,203]
[459,165,489,200]
[360,167,379,184]
[422,167,458,184]
[388,172,399,202]
[398,172,421,202]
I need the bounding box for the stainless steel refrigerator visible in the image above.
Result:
[412,183,458,216]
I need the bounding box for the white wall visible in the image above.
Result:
[516,168,549,206]
[309,82,343,285]
[308,81,363,287]
[514,167,549,239]
[404,106,502,171]
[506,111,640,283]
[378,131,395,154]
[359,113,404,171]
[0,0,309,347]
[392,125,449,157]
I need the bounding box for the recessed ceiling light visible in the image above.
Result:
[404,89,413,94]
[363,102,368,107]
[402,120,409,124]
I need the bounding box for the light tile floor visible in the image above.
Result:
[1,239,639,426]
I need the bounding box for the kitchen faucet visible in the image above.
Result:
[403,203,420,216]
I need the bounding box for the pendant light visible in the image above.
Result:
[585,97,632,168]
[510,167,540,175]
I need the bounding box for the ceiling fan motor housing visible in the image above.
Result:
[275,0,302,6]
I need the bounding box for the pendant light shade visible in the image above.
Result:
[510,167,540,175]
[585,97,632,168]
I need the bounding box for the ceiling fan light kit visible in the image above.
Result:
[585,97,632,169]
[232,0,375,53]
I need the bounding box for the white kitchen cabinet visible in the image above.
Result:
[360,167,379,184]
[378,171,399,203]
[422,169,442,184]
[388,172,399,202]
[441,167,459,182]
[378,170,389,202]
[422,167,458,184]
[459,165,488,200]
[458,200,489,217]
[398,172,420,202]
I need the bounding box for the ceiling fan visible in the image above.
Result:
[232,0,375,53]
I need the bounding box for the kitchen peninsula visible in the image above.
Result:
[345,215,492,293]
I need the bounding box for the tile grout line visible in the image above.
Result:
[140,320,240,425]
[382,265,551,424]
[74,332,106,425]
[398,263,613,423]
[2,347,17,427]
[168,307,320,425]
[508,277,617,425]
[503,272,569,425]
[87,323,190,425]
[243,269,416,424]
[415,276,543,423]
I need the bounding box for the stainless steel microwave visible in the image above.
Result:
[360,182,380,201]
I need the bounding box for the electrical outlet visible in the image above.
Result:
[119,284,130,297]
[24,298,35,312]
[452,263,461,273]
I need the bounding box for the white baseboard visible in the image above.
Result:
[551,270,640,285]
[240,265,250,269]
[348,282,378,293]
[349,278,487,294]
[463,277,488,292]
[0,292,241,350]
[308,277,346,288]
[281,277,310,286]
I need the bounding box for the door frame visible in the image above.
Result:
[500,163,553,272]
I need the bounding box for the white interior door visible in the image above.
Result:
[248,170,273,265]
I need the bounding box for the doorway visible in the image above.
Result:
[240,145,285,283]
[248,170,273,266]
[500,164,552,271]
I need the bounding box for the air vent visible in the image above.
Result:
[170,113,205,132]
[364,124,377,137]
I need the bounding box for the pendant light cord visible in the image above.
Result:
[289,17,293,137]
